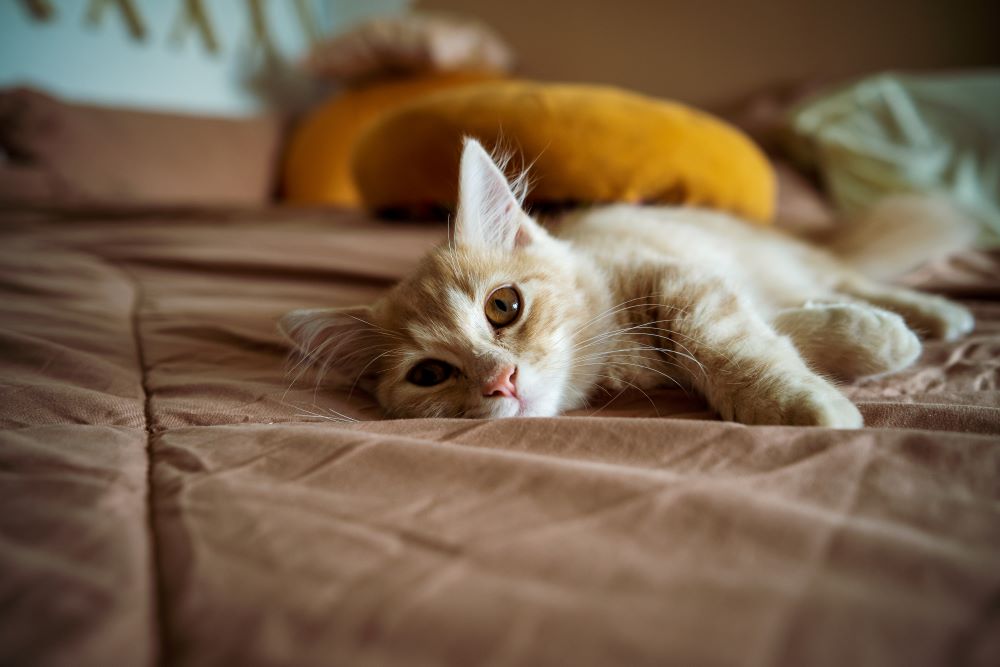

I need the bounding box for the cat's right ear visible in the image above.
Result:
[279,305,383,384]
[455,137,539,252]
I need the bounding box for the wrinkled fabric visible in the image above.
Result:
[1,206,998,667]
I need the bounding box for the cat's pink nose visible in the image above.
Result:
[483,366,518,398]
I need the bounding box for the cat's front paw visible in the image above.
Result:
[896,294,974,341]
[781,383,864,428]
[930,300,975,341]
[735,376,863,428]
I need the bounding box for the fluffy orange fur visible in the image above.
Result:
[282,139,974,426]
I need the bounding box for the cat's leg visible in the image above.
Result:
[657,271,863,428]
[772,302,921,381]
[835,276,974,341]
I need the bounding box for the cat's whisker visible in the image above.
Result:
[573,320,737,374]
[578,295,681,327]
[581,337,709,378]
[287,341,389,399]
[318,405,361,423]
[299,338,400,368]
[293,345,384,376]
[572,317,684,352]
[342,314,406,342]
[310,344,408,402]
[578,298,692,337]
[584,373,661,417]
[294,409,353,424]
[594,343,707,381]
[584,383,630,417]
[574,345,672,362]
[575,329,680,355]
[575,343,694,366]
[560,297,682,345]
[284,349,342,402]
[285,334,342,376]
[573,359,689,393]
[591,382,615,399]
[283,401,359,424]
[286,331,396,379]
[347,349,399,400]
[570,306,690,345]
[546,296,655,350]
[638,326,742,371]
[571,356,690,386]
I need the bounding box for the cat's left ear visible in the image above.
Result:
[455,137,543,251]
[279,305,383,390]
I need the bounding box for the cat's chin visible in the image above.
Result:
[466,397,528,419]
[464,395,560,419]
[495,398,526,418]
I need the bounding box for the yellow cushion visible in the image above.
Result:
[282,71,502,206]
[353,81,776,222]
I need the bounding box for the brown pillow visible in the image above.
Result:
[0,88,284,206]
[304,12,514,84]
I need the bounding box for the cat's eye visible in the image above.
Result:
[406,359,454,387]
[485,285,522,328]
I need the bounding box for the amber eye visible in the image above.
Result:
[485,285,522,328]
[406,359,454,387]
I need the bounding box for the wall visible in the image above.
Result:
[0,0,408,115]
[424,0,1000,108]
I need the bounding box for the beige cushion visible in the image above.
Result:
[0,88,283,206]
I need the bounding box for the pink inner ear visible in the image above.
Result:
[514,224,532,248]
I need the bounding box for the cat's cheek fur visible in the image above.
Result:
[384,382,481,419]
[511,362,565,417]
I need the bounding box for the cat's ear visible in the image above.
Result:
[279,305,384,386]
[455,137,539,251]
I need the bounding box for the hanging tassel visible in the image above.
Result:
[85,0,147,42]
[170,0,220,54]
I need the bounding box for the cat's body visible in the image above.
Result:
[282,139,974,427]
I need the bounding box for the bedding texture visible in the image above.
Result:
[1,205,998,666]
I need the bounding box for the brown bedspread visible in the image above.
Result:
[1,206,998,666]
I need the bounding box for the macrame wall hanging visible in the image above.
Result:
[18,0,322,57]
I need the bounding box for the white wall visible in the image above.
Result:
[0,0,408,116]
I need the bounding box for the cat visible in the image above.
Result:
[281,138,975,427]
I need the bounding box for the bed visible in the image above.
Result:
[1,88,999,666]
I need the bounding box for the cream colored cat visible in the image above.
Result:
[281,138,975,427]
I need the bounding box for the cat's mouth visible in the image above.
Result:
[476,395,528,419]
[503,395,528,417]
[514,393,541,417]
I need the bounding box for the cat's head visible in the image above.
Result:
[281,138,593,418]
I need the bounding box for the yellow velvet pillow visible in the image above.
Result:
[352,81,776,223]
[282,71,502,206]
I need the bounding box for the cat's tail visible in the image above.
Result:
[830,194,978,281]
